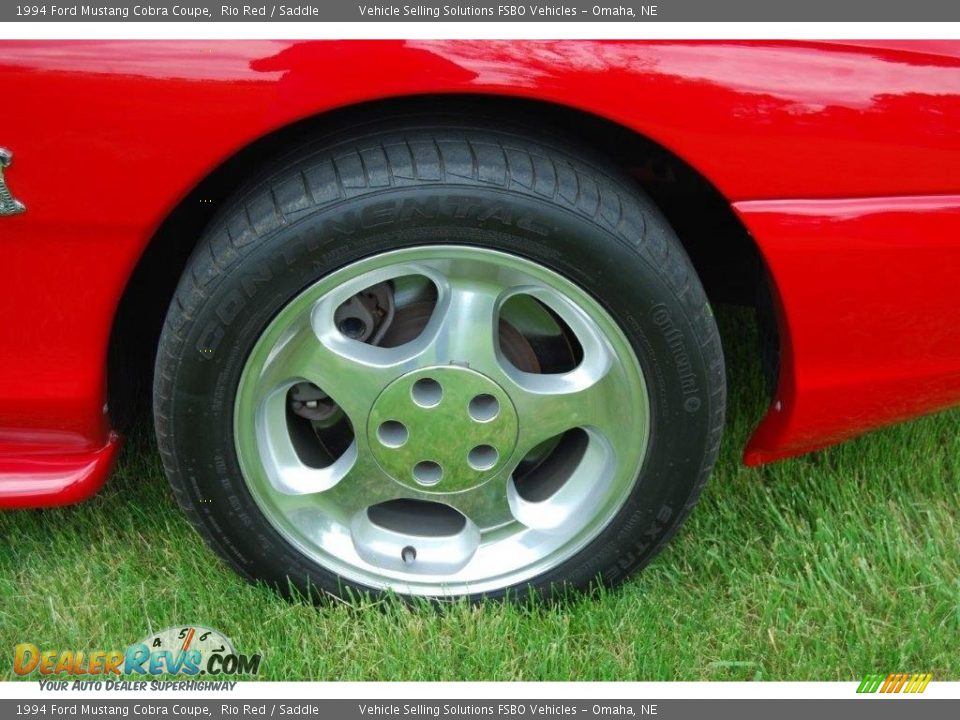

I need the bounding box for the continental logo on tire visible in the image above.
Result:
[650,303,701,412]
[857,672,932,694]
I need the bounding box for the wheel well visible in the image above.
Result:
[107,94,773,429]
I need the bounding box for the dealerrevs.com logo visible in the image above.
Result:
[13,626,261,679]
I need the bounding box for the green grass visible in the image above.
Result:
[1,307,957,681]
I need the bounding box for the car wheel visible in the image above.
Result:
[154,120,725,601]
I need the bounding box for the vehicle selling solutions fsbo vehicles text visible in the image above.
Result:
[356,5,656,17]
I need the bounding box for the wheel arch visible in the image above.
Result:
[107,93,776,444]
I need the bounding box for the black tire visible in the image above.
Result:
[153,118,725,602]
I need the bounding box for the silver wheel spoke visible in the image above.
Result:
[503,281,641,450]
[350,510,481,577]
[510,359,623,454]
[304,450,406,518]
[418,274,502,375]
[441,474,515,529]
[507,431,615,533]
[255,404,358,496]
[259,309,438,427]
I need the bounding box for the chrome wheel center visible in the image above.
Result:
[368,366,518,494]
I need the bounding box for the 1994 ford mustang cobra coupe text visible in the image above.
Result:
[2,40,959,600]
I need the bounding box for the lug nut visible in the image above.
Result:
[468,444,499,471]
[411,377,443,408]
[469,393,499,422]
[412,460,443,486]
[377,420,408,448]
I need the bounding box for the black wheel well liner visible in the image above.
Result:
[106,93,775,429]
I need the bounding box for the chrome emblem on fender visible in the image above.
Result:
[0,148,25,216]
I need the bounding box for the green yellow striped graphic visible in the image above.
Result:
[857,672,932,694]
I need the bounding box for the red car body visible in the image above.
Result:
[2,39,959,508]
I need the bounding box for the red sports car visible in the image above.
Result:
[2,40,958,600]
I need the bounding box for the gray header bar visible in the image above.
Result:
[4,0,960,22]
[1,700,958,720]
